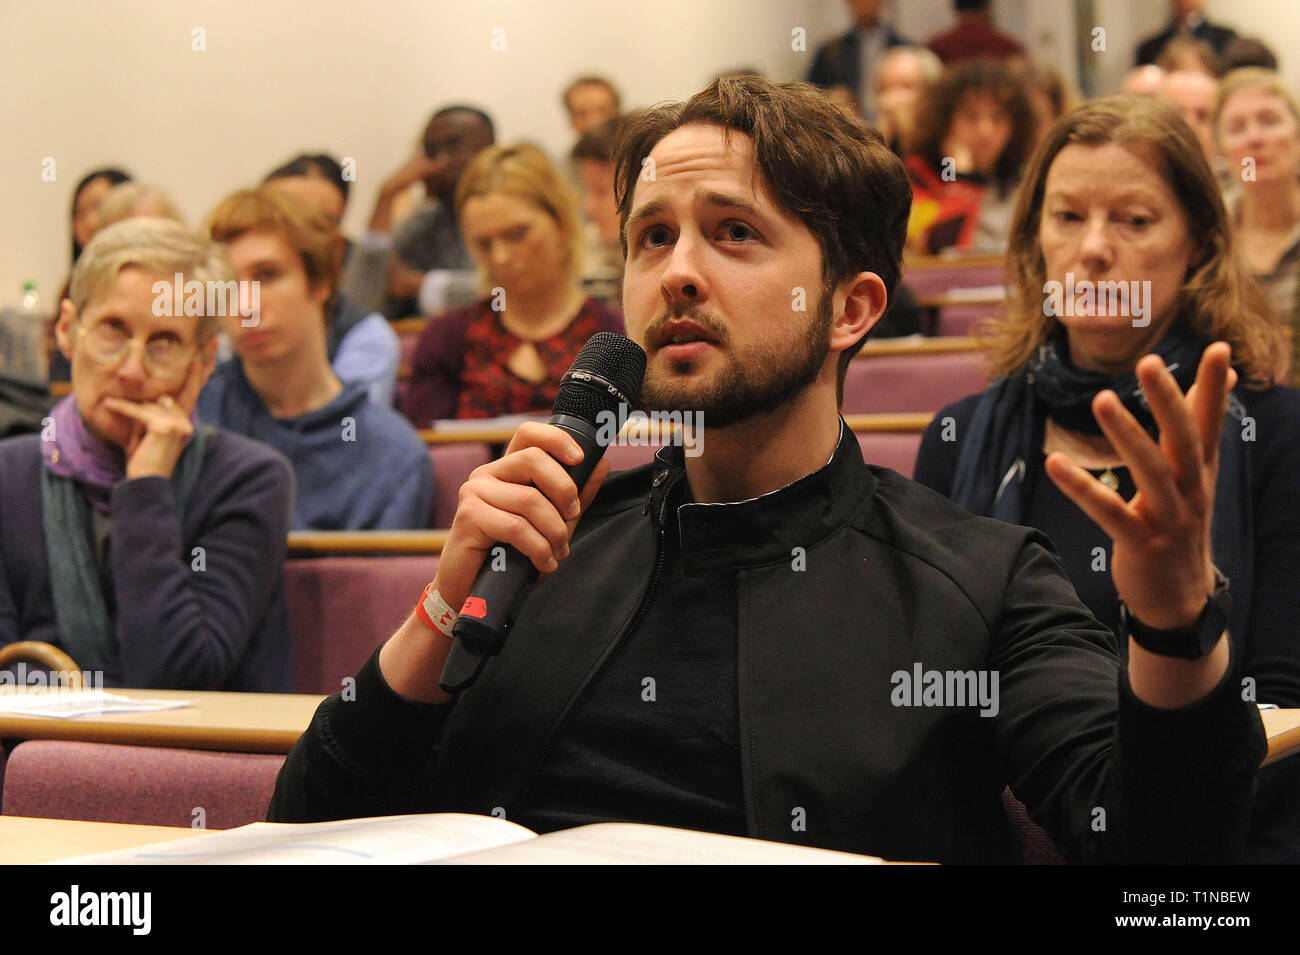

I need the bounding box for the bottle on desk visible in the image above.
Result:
[0,280,50,386]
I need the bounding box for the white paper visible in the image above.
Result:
[51,813,538,865]
[0,690,190,719]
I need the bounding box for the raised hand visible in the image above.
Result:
[1044,342,1235,633]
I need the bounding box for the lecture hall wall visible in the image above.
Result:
[0,0,1293,313]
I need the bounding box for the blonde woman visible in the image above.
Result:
[402,143,623,424]
[1215,67,1300,382]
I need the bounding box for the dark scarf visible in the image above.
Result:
[39,397,211,675]
[951,325,1254,642]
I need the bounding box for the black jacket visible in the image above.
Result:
[269,423,1267,863]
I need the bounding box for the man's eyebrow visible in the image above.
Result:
[625,191,769,242]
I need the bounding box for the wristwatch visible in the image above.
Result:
[1118,566,1230,660]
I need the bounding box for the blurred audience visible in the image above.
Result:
[905,59,1035,254]
[402,144,623,425]
[1122,65,1166,98]
[1,217,294,690]
[926,0,1024,66]
[1135,0,1237,66]
[94,182,183,232]
[1155,36,1221,77]
[806,0,912,122]
[360,106,496,319]
[1013,60,1079,150]
[50,168,133,382]
[872,46,943,155]
[265,153,401,407]
[1220,36,1279,73]
[1216,68,1300,382]
[570,116,626,304]
[200,188,432,530]
[562,75,621,137]
[1158,69,1220,168]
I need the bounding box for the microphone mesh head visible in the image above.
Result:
[552,332,647,424]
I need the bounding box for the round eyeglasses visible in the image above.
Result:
[74,321,198,381]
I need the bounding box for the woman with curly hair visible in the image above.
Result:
[903,59,1035,254]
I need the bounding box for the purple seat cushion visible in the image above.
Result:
[285,556,439,694]
[2,740,284,829]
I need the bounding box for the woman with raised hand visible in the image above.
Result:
[0,217,294,690]
[913,96,1300,861]
[402,143,623,425]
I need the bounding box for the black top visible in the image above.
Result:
[522,477,745,836]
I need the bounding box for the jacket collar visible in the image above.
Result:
[646,418,877,575]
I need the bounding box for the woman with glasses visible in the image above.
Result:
[0,217,294,690]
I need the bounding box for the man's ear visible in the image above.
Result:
[54,299,78,360]
[829,271,888,358]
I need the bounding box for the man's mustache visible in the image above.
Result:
[643,307,729,347]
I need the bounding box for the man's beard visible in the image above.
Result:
[640,288,834,428]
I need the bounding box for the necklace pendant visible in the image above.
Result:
[1099,468,1119,492]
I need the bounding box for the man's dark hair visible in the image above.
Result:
[265,153,350,205]
[1220,36,1279,72]
[613,75,912,396]
[431,105,496,142]
[954,0,991,11]
[571,116,624,164]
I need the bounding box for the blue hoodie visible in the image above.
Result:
[198,360,433,530]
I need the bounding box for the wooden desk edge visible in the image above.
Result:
[0,719,304,754]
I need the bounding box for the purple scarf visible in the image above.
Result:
[40,396,126,514]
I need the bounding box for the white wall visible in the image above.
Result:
[0,0,835,314]
[2,0,1294,318]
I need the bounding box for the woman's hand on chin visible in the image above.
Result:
[98,357,205,481]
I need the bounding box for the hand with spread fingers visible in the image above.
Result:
[1044,342,1235,701]
[100,355,208,481]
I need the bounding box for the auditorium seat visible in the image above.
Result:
[902,260,1006,301]
[1,740,284,829]
[842,351,989,415]
[856,431,923,479]
[429,443,493,527]
[1002,788,1067,864]
[285,556,439,694]
[935,302,1002,336]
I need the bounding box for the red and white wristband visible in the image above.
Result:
[414,584,458,638]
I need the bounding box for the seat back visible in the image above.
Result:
[429,443,492,528]
[285,556,440,694]
[855,431,923,479]
[1002,788,1067,864]
[1,740,285,829]
[843,351,989,415]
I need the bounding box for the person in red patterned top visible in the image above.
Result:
[402,144,623,424]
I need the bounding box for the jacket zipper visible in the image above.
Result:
[511,468,680,812]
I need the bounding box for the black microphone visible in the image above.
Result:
[439,332,647,694]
